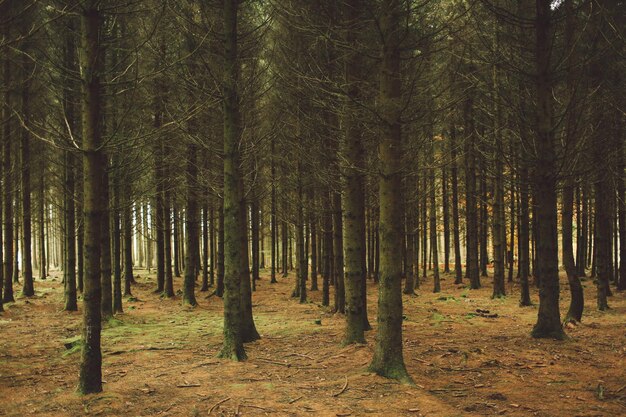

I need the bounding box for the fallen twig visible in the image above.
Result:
[333,376,349,397]
[257,358,291,367]
[241,404,271,411]
[288,396,303,404]
[176,383,200,388]
[208,397,230,414]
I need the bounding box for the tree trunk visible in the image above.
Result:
[530,0,564,339]
[182,143,198,306]
[123,188,133,297]
[464,91,480,289]
[201,198,209,292]
[216,201,224,297]
[163,193,174,298]
[442,156,450,274]
[368,0,411,384]
[100,163,113,319]
[450,125,463,284]
[342,0,367,341]
[491,55,505,298]
[430,135,440,293]
[3,104,14,303]
[562,0,583,322]
[20,53,34,297]
[219,0,248,360]
[112,172,122,314]
[333,192,345,313]
[78,1,104,393]
[173,208,181,278]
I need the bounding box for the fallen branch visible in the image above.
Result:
[288,396,303,404]
[257,358,291,367]
[285,352,314,360]
[333,376,349,397]
[208,397,230,414]
[176,383,200,388]
[241,404,272,412]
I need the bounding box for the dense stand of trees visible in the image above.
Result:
[0,0,623,391]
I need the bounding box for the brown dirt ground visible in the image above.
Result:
[0,268,624,417]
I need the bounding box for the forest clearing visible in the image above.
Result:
[1,269,624,417]
[0,0,625,416]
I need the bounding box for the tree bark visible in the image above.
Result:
[368,0,411,384]
[182,143,198,307]
[218,0,247,360]
[530,0,564,339]
[342,0,367,341]
[78,1,104,393]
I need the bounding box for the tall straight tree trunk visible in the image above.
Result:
[182,143,198,306]
[575,187,585,275]
[209,204,215,287]
[491,53,505,298]
[508,166,516,283]
[531,0,564,339]
[154,143,165,292]
[123,187,133,297]
[251,198,260,291]
[163,194,174,298]
[239,193,259,342]
[429,134,440,293]
[421,174,427,279]
[219,0,248,360]
[173,208,181,278]
[3,100,14,303]
[310,192,318,290]
[368,0,411,384]
[618,145,626,291]
[64,149,78,311]
[270,138,277,284]
[562,0,583,321]
[100,163,112,319]
[281,219,288,277]
[342,0,367,342]
[216,201,224,296]
[201,198,209,291]
[144,203,151,273]
[13,199,20,283]
[296,164,306,303]
[403,189,416,295]
[76,166,84,292]
[479,167,489,278]
[78,0,104,393]
[519,164,532,306]
[450,125,462,283]
[333,192,345,313]
[322,191,332,306]
[112,173,122,314]
[20,56,34,296]
[39,166,46,281]
[442,154,450,274]
[464,92,480,289]
[62,19,77,309]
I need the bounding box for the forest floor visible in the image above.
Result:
[0,268,624,417]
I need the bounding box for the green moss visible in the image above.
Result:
[62,336,83,356]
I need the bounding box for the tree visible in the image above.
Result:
[342,0,368,345]
[368,0,412,384]
[530,0,565,340]
[218,0,247,361]
[78,0,105,394]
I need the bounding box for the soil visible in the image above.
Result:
[0,268,624,417]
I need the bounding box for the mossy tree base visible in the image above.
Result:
[368,360,414,385]
[217,344,247,361]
